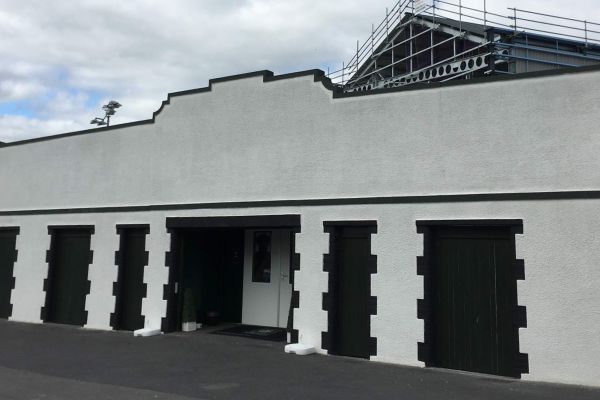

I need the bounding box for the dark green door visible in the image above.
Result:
[114,229,147,331]
[431,227,518,377]
[46,230,91,326]
[0,229,18,319]
[331,227,371,359]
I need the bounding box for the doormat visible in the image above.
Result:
[211,325,287,342]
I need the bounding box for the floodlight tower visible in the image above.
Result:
[90,100,122,127]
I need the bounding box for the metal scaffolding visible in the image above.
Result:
[327,0,600,92]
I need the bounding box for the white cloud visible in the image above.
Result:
[0,80,44,101]
[0,115,86,142]
[0,0,599,142]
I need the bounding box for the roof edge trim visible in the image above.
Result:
[2,64,600,147]
[1,69,337,148]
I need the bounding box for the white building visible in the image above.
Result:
[1,63,600,387]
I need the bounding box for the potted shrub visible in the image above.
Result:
[181,288,197,332]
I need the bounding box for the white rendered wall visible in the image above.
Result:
[1,70,600,210]
[1,69,600,387]
[2,200,600,386]
[10,216,53,323]
[85,220,117,330]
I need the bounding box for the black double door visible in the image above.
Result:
[430,227,518,377]
[0,229,18,319]
[45,229,92,326]
[114,228,147,331]
[329,226,372,359]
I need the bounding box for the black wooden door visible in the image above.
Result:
[0,230,18,318]
[46,230,91,326]
[114,229,147,331]
[331,227,371,358]
[431,227,518,377]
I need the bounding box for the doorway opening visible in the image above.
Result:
[175,229,245,329]
[417,220,529,378]
[111,225,149,331]
[0,227,19,319]
[42,226,94,326]
[162,215,300,336]
[322,221,377,359]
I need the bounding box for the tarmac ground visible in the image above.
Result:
[0,320,598,400]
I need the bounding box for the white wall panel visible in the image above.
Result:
[85,220,119,330]
[9,217,49,323]
[1,71,599,211]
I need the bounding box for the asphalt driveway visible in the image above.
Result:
[0,320,597,400]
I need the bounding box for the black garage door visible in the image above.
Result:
[44,228,93,326]
[325,224,376,359]
[0,228,18,319]
[430,226,519,377]
[113,227,148,331]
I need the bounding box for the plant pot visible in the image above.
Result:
[182,321,197,332]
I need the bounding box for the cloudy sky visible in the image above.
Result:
[1,0,599,142]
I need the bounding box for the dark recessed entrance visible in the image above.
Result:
[417,220,528,378]
[43,227,93,326]
[162,215,301,334]
[0,228,19,319]
[176,229,245,329]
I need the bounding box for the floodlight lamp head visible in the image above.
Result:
[90,117,107,126]
[91,100,121,128]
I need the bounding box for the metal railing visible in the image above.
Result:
[327,0,600,90]
[326,0,414,85]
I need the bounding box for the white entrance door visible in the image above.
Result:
[242,229,293,328]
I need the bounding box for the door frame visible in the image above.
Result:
[162,215,301,334]
[322,221,378,359]
[41,225,94,326]
[0,227,19,319]
[416,219,529,378]
[110,224,150,331]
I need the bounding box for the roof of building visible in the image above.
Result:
[409,13,490,36]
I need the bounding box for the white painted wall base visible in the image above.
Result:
[133,327,161,337]
[285,343,316,355]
